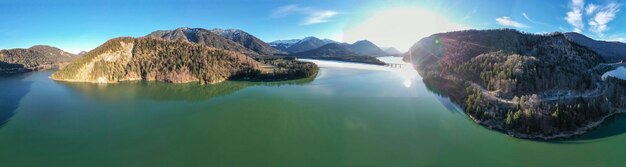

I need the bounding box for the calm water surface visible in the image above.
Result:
[1,57,626,166]
[603,66,626,80]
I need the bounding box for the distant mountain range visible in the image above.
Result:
[289,43,386,65]
[271,36,395,60]
[0,45,76,74]
[269,39,301,51]
[563,32,626,63]
[148,28,394,64]
[270,37,338,53]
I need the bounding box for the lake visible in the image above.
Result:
[603,66,626,80]
[1,57,626,166]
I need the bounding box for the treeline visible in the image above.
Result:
[464,85,611,135]
[454,50,596,98]
[250,57,318,81]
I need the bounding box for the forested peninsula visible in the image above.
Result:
[405,29,626,139]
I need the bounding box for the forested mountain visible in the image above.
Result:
[563,32,626,62]
[0,45,76,74]
[343,40,387,57]
[145,27,260,57]
[405,29,626,139]
[51,37,317,84]
[382,47,402,55]
[289,43,385,65]
[210,29,280,55]
[291,43,360,57]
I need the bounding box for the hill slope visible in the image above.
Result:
[51,37,316,84]
[345,40,387,56]
[404,29,626,139]
[210,29,280,55]
[0,45,76,74]
[563,32,626,62]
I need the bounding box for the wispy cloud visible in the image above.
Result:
[565,0,585,32]
[522,12,552,27]
[271,4,340,25]
[303,11,339,25]
[496,16,528,28]
[588,2,620,36]
[585,3,598,15]
[463,9,477,20]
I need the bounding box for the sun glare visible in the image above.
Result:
[343,7,468,52]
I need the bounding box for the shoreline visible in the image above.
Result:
[470,109,626,140]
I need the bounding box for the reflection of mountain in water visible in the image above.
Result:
[0,73,34,127]
[422,76,468,113]
[58,76,315,101]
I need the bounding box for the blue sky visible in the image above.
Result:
[1,0,624,53]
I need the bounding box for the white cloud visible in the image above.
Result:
[573,0,585,9]
[271,4,340,25]
[565,0,585,32]
[496,16,528,28]
[588,2,620,36]
[303,11,339,25]
[586,4,598,14]
[344,7,469,52]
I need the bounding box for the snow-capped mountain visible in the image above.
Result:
[269,39,301,51]
[271,37,339,53]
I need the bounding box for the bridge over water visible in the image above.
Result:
[385,63,405,68]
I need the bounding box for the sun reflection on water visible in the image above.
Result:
[299,57,418,88]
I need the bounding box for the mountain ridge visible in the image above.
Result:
[210,28,280,55]
[145,27,261,57]
[563,32,626,63]
[0,45,76,74]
